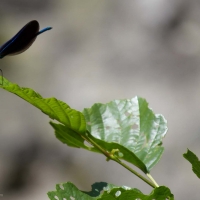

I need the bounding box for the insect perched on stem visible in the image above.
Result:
[0,20,52,85]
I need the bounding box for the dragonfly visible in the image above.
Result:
[0,20,52,84]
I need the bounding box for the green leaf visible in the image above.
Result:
[47,182,174,200]
[101,185,174,200]
[47,182,95,200]
[83,97,167,172]
[0,77,86,134]
[183,149,200,179]
[50,122,99,152]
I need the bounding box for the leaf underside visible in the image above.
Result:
[83,97,167,172]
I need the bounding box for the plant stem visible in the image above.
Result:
[146,173,159,187]
[85,132,156,188]
[114,159,156,188]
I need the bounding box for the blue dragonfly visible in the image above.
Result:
[0,20,52,58]
[0,20,52,84]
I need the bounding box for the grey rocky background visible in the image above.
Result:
[0,0,200,199]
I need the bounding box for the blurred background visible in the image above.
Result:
[0,0,200,199]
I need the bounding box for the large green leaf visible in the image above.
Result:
[183,149,200,179]
[0,77,86,134]
[47,182,174,200]
[83,97,167,172]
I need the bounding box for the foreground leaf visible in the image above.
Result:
[83,97,167,172]
[0,77,86,134]
[183,149,200,179]
[47,182,174,200]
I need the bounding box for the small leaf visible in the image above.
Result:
[183,149,200,179]
[0,77,86,134]
[50,122,99,152]
[47,182,94,200]
[47,182,174,200]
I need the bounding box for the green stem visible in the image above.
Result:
[84,132,156,188]
[114,159,156,188]
[83,133,113,158]
[146,173,159,187]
